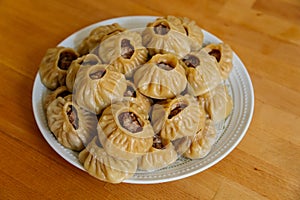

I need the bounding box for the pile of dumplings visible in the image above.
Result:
[39,16,234,183]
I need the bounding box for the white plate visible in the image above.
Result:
[32,16,254,184]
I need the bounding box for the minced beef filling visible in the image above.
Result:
[152,134,164,149]
[58,51,78,70]
[209,49,221,62]
[182,55,200,68]
[121,39,134,59]
[157,62,173,71]
[168,103,188,119]
[89,69,106,80]
[124,86,137,97]
[67,105,79,130]
[154,23,170,35]
[118,112,143,133]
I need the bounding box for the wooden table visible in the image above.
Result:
[1,0,299,199]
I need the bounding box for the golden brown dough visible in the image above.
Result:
[142,16,192,57]
[178,16,204,51]
[200,84,233,121]
[181,50,222,96]
[98,31,148,78]
[123,80,152,119]
[202,43,233,80]
[73,64,127,114]
[183,119,217,159]
[77,23,126,55]
[39,47,79,90]
[79,137,137,184]
[138,136,177,171]
[98,101,154,160]
[134,53,187,99]
[46,97,97,151]
[66,54,101,92]
[151,95,201,141]
[43,86,72,111]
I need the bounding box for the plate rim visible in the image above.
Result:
[32,15,255,184]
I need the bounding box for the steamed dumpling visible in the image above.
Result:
[98,31,148,78]
[178,16,204,51]
[39,47,79,90]
[77,23,126,55]
[134,53,187,99]
[200,84,233,121]
[98,101,154,160]
[73,64,127,114]
[138,135,177,171]
[142,16,192,57]
[151,95,201,140]
[202,43,233,80]
[181,50,222,96]
[46,97,97,151]
[66,54,101,92]
[183,120,217,159]
[43,86,72,111]
[79,137,137,183]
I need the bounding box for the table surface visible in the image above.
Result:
[1,0,299,199]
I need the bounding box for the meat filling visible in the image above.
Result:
[209,49,221,62]
[124,85,137,97]
[154,23,170,35]
[157,62,173,71]
[182,55,200,68]
[168,103,188,119]
[89,69,106,80]
[58,51,78,70]
[118,112,143,133]
[121,39,134,59]
[152,134,164,149]
[67,105,79,130]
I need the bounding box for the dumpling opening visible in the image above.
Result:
[121,39,134,59]
[168,102,188,119]
[66,105,79,130]
[183,26,189,36]
[118,112,143,133]
[182,54,200,68]
[124,85,137,97]
[152,134,165,149]
[209,49,221,62]
[57,90,71,98]
[89,69,106,80]
[154,22,170,35]
[58,51,78,70]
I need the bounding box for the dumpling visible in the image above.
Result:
[46,97,97,151]
[138,135,177,171]
[98,31,148,78]
[151,95,201,141]
[66,54,101,92]
[134,53,187,99]
[43,86,72,111]
[98,101,154,160]
[77,23,126,55]
[122,80,152,119]
[73,64,127,114]
[79,137,137,184]
[200,84,233,121]
[183,120,217,159]
[181,50,222,96]
[178,16,204,51]
[39,47,79,90]
[142,16,192,57]
[202,43,233,80]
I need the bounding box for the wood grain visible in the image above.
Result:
[1,0,299,199]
